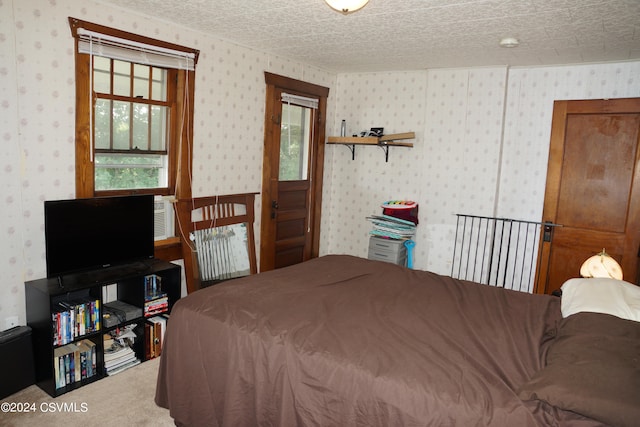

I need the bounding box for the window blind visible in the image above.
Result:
[77,28,196,71]
[281,93,319,109]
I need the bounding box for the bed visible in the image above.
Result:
[155,255,640,427]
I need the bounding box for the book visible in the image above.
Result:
[104,349,135,367]
[54,297,101,345]
[366,214,417,240]
[70,343,81,383]
[146,315,168,359]
[103,333,114,349]
[149,315,168,345]
[53,339,98,390]
[53,347,67,389]
[106,358,141,376]
[104,343,134,363]
[104,336,139,374]
[144,274,165,300]
[144,296,168,316]
[105,353,137,371]
[144,322,152,359]
[76,340,93,379]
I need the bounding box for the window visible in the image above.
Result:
[93,57,171,191]
[279,93,318,181]
[69,18,198,201]
[279,102,312,181]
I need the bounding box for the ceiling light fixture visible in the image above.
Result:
[325,0,369,14]
[499,37,520,48]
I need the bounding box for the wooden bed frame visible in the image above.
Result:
[174,193,258,294]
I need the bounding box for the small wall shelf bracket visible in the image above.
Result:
[346,144,356,160]
[378,144,390,162]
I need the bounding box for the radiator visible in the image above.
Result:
[192,224,251,282]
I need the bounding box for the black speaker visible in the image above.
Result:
[0,326,35,399]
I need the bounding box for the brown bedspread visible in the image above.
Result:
[155,255,606,426]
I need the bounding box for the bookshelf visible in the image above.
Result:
[25,258,180,397]
[327,132,415,162]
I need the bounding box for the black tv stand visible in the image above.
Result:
[25,258,181,397]
[56,259,157,288]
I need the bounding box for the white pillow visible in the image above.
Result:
[561,278,640,322]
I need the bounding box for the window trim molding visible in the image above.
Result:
[69,17,197,200]
[68,17,199,64]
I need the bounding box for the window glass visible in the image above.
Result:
[94,99,110,150]
[112,100,131,150]
[279,103,311,181]
[113,60,130,97]
[93,56,110,94]
[133,64,150,98]
[151,67,167,101]
[150,106,167,151]
[132,102,149,150]
[95,153,166,191]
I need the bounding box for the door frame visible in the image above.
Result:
[259,72,329,272]
[534,98,640,294]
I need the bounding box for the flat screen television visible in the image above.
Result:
[44,195,155,278]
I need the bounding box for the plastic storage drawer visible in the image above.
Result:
[368,236,407,266]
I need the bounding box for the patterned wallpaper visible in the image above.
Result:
[2,0,640,328]
[324,71,429,256]
[500,63,640,220]
[0,0,336,327]
[326,62,640,276]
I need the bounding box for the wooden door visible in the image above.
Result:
[535,98,640,295]
[260,73,329,271]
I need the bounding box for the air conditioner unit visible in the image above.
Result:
[154,196,175,241]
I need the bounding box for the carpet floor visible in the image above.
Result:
[0,357,174,427]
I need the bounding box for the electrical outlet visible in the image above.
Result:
[5,316,19,329]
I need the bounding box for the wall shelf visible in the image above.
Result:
[327,132,415,162]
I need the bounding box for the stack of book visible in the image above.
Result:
[52,297,100,345]
[366,214,416,240]
[144,294,168,316]
[144,274,168,316]
[145,315,169,359]
[103,340,140,376]
[53,339,97,389]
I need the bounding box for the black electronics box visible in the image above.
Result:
[103,301,143,328]
[0,325,35,399]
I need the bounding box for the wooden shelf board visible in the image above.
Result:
[326,131,414,162]
[379,132,415,142]
[327,132,415,146]
[327,136,379,145]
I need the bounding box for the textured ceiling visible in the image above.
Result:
[97,0,640,72]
